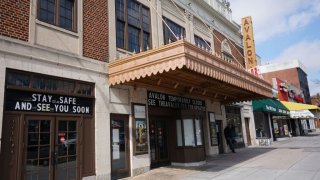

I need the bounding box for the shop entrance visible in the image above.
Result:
[110,114,130,180]
[24,116,80,180]
[149,117,170,168]
[216,120,224,153]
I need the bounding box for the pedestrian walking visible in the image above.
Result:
[224,123,236,153]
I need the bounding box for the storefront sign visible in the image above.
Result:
[5,89,94,114]
[242,16,257,69]
[147,91,205,111]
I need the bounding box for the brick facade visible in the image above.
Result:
[83,0,109,62]
[262,68,299,88]
[0,0,30,41]
[213,30,245,68]
[262,68,311,103]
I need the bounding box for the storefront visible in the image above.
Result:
[289,110,315,135]
[281,101,319,136]
[252,98,290,142]
[272,117,290,138]
[107,40,272,177]
[147,91,206,167]
[0,69,95,180]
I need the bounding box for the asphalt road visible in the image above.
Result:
[130,131,320,180]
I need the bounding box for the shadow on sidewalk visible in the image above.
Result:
[167,147,276,173]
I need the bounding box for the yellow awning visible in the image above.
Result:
[280,101,319,111]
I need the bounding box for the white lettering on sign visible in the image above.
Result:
[72,106,90,114]
[8,90,92,114]
[59,96,76,104]
[32,94,53,103]
[55,104,69,113]
[37,103,51,111]
[14,101,32,110]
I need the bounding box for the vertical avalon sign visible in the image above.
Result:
[242,16,257,69]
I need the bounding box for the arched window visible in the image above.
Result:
[221,39,233,62]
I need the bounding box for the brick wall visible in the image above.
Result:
[213,30,245,68]
[262,68,299,88]
[0,0,30,41]
[83,0,108,62]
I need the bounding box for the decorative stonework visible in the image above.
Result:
[184,10,193,21]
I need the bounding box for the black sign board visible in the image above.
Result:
[147,91,206,111]
[5,89,94,115]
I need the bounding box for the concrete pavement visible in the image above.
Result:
[129,131,320,180]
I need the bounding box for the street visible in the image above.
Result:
[130,131,320,180]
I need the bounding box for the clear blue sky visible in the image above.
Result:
[230,0,320,96]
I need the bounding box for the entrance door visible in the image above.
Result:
[110,114,130,180]
[149,118,169,168]
[245,118,252,146]
[24,116,79,180]
[216,120,224,154]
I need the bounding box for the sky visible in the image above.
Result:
[229,0,320,96]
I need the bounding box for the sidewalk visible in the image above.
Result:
[129,132,320,180]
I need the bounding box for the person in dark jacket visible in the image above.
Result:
[224,123,236,153]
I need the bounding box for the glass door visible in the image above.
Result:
[55,118,78,180]
[24,116,79,180]
[25,116,54,180]
[149,118,169,168]
[111,114,130,180]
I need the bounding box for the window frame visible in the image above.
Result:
[163,17,185,45]
[115,0,151,53]
[176,116,204,147]
[5,69,94,98]
[221,39,233,62]
[132,103,148,155]
[37,0,77,32]
[194,34,211,51]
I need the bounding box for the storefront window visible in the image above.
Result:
[176,117,203,147]
[6,70,94,97]
[176,120,183,146]
[208,112,218,146]
[183,119,195,146]
[7,71,30,87]
[273,118,289,137]
[195,119,202,145]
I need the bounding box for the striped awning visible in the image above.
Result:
[290,110,314,119]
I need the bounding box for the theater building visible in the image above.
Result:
[107,0,271,179]
[0,0,271,179]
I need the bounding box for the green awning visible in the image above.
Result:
[253,98,290,116]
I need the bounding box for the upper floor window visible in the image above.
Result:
[221,39,233,62]
[6,70,94,97]
[116,0,151,53]
[194,35,211,51]
[38,0,76,32]
[163,17,185,45]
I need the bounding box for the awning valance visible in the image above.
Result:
[290,110,314,119]
[280,101,319,111]
[108,40,272,103]
[253,99,290,116]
